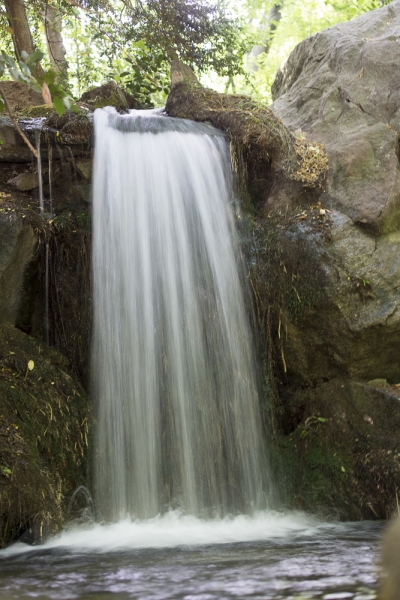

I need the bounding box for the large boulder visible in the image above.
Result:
[251,1,400,517]
[78,80,140,111]
[264,1,400,385]
[271,1,400,234]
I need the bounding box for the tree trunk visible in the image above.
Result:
[246,3,283,71]
[4,0,43,77]
[44,5,68,83]
[166,61,328,190]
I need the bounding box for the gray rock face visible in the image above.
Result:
[271,1,400,234]
[8,171,39,191]
[253,3,400,517]
[262,2,400,387]
[0,81,43,112]
[0,112,93,163]
[0,212,39,326]
[272,210,400,386]
[262,0,400,390]
[0,117,36,162]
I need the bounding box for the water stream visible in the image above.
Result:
[92,107,271,521]
[0,517,381,599]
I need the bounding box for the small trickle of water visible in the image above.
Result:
[48,144,53,218]
[44,242,50,346]
[35,130,44,216]
[92,107,271,521]
[35,132,51,344]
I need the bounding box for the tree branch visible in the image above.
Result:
[0,85,38,159]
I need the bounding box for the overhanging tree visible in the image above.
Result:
[1,0,250,104]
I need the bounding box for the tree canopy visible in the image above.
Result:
[1,0,249,105]
[0,0,394,107]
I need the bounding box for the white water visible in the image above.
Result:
[92,107,271,522]
[1,511,320,557]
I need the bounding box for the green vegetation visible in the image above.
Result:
[0,0,394,107]
[239,0,393,101]
[0,323,88,547]
[0,0,249,106]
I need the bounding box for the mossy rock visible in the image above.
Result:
[21,105,56,118]
[78,81,140,111]
[0,324,89,547]
[275,379,400,519]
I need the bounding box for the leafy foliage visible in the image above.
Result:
[1,0,251,106]
[0,49,75,115]
[0,0,394,105]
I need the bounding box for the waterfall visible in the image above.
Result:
[92,107,271,521]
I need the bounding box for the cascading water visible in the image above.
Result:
[92,107,271,522]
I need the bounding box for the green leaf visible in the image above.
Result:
[1,466,11,476]
[43,70,57,86]
[25,50,44,66]
[3,54,17,70]
[9,68,20,81]
[70,103,80,114]
[53,96,66,116]
[18,61,31,76]
[317,417,328,422]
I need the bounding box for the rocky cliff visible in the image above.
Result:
[257,0,400,518]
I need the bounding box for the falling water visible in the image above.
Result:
[48,144,53,218]
[35,131,50,344]
[92,107,271,522]
[35,130,44,217]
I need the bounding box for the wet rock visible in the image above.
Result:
[7,171,39,191]
[0,209,41,327]
[43,111,93,147]
[0,111,93,164]
[75,158,92,181]
[0,117,38,162]
[275,379,400,519]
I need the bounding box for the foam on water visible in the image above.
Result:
[1,511,321,557]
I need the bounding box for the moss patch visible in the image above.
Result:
[20,105,56,118]
[0,324,88,547]
[274,379,400,520]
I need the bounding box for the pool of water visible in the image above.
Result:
[0,512,382,600]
